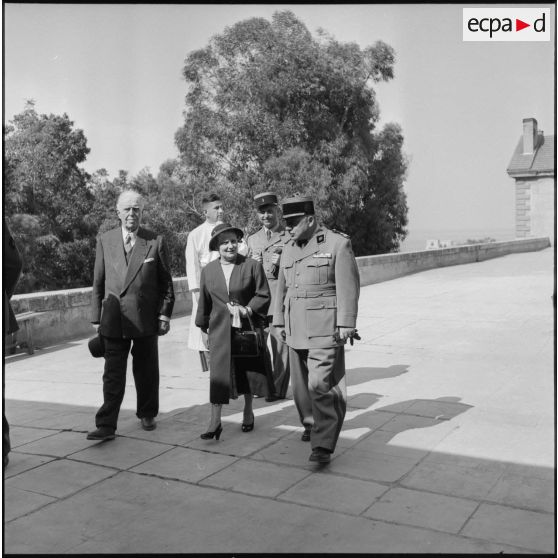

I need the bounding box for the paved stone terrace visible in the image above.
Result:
[3,248,555,554]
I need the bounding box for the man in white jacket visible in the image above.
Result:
[185,192,248,372]
[185,193,223,371]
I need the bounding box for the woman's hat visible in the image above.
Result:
[88,333,105,358]
[209,223,244,251]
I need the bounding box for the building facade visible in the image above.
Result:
[506,118,555,243]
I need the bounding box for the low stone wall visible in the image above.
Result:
[357,236,551,286]
[10,237,550,348]
[10,278,192,348]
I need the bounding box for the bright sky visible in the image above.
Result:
[4,3,555,233]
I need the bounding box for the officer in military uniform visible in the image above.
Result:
[273,196,360,463]
[246,192,290,401]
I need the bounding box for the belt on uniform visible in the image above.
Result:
[287,287,336,298]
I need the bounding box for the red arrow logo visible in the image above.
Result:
[516,19,530,31]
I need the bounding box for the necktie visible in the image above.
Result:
[266,229,271,241]
[124,234,132,262]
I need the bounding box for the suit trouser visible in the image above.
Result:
[289,345,347,452]
[265,321,290,398]
[96,335,159,430]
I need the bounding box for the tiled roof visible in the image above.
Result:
[507,133,555,176]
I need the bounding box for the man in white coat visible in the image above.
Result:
[185,193,223,371]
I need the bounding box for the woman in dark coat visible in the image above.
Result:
[195,223,271,439]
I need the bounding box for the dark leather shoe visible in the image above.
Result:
[86,427,115,441]
[301,428,311,442]
[309,447,331,463]
[141,417,156,431]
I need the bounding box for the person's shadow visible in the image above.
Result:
[332,365,474,466]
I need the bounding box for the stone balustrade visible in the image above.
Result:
[10,236,550,348]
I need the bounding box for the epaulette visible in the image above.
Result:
[331,228,350,239]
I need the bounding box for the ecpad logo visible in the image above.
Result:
[463,8,550,41]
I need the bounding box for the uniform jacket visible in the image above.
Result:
[273,225,360,350]
[195,255,270,403]
[91,227,175,339]
[246,226,289,314]
[3,218,23,336]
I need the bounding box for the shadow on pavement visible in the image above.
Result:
[3,390,554,554]
[3,337,89,362]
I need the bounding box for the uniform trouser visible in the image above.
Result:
[265,321,290,398]
[289,345,347,452]
[95,335,159,430]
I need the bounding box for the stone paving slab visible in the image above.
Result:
[461,502,555,553]
[4,400,70,426]
[14,430,100,458]
[326,446,423,483]
[363,486,479,534]
[401,455,507,500]
[3,452,55,479]
[24,409,93,431]
[277,470,388,515]
[130,446,238,483]
[70,436,173,470]
[8,425,60,448]
[3,486,56,522]
[352,428,432,459]
[199,457,311,497]
[6,458,116,499]
[484,470,555,513]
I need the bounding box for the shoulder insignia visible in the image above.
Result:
[317,234,325,244]
[332,229,350,239]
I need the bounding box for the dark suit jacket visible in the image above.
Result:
[91,227,175,339]
[3,218,23,336]
[195,254,270,403]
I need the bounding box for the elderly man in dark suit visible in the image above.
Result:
[87,190,175,441]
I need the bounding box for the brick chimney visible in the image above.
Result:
[522,118,538,154]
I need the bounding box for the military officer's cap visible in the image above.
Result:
[281,196,315,219]
[253,192,278,209]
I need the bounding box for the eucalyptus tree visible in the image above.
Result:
[175,10,408,253]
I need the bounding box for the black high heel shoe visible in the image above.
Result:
[200,423,223,440]
[241,414,254,433]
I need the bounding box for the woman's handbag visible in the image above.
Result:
[231,313,262,358]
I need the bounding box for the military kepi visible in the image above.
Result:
[281,196,315,219]
[253,192,278,209]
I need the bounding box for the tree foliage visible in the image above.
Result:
[175,10,408,254]
[4,102,97,292]
[4,12,409,293]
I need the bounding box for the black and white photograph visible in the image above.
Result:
[3,2,555,554]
